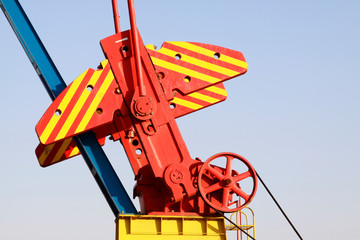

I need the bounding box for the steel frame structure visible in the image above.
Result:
[1,0,256,220]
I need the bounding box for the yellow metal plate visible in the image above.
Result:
[116,214,227,240]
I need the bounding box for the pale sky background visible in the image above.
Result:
[1,1,359,239]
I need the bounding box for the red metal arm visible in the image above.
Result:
[112,0,121,33]
[127,0,146,97]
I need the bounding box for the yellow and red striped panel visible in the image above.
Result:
[170,84,228,117]
[35,137,106,167]
[146,42,247,116]
[36,42,248,167]
[36,60,119,146]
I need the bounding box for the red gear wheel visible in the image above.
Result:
[198,152,257,212]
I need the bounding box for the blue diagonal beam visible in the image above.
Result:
[0,0,136,215]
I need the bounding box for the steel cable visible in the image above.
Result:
[256,171,303,240]
[214,171,303,240]
[214,208,256,240]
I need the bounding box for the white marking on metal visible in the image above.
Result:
[115,37,128,43]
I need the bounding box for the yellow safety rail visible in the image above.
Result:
[225,207,255,240]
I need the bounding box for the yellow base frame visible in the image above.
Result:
[116,214,227,240]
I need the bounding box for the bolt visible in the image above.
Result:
[224,178,232,186]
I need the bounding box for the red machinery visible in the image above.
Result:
[35,0,257,216]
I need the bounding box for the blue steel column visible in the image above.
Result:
[0,0,136,215]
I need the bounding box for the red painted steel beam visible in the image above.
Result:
[127,0,146,97]
[112,0,121,33]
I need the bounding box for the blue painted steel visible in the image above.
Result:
[0,0,136,215]
[74,132,137,214]
[0,0,64,100]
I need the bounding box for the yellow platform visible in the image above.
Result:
[116,214,227,240]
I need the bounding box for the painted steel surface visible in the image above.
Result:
[146,41,248,117]
[35,137,106,167]
[5,0,256,216]
[36,60,120,146]
[35,42,247,165]
[116,214,226,240]
[101,30,199,212]
[147,41,247,97]
[0,0,65,99]
[198,153,257,213]
[34,27,253,214]
[101,30,253,214]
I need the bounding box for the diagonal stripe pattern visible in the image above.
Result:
[146,41,247,116]
[36,137,105,167]
[36,60,115,145]
[36,42,248,166]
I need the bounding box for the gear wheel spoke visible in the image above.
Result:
[203,182,222,195]
[197,152,257,212]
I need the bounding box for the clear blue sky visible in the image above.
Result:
[1,0,359,239]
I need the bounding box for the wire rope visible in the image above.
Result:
[256,171,303,240]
